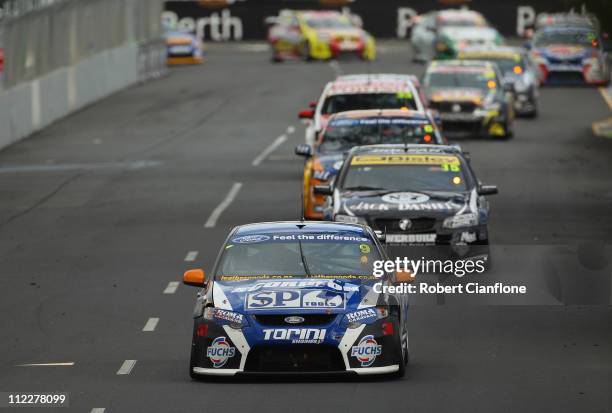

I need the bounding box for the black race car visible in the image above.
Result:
[423,60,515,138]
[319,144,497,262]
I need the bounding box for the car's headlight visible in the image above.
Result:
[436,41,449,52]
[443,213,479,229]
[204,307,248,329]
[335,214,366,224]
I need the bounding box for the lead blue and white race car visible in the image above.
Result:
[183,221,411,378]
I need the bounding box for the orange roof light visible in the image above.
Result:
[487,80,497,89]
[423,134,432,143]
[513,65,523,74]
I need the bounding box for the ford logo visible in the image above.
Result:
[284,316,305,324]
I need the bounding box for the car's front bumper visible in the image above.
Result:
[190,315,403,376]
[438,110,509,138]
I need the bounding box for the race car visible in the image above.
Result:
[423,60,515,138]
[527,26,609,86]
[318,145,497,261]
[184,221,411,377]
[267,10,375,62]
[296,109,447,219]
[410,9,503,61]
[457,46,540,117]
[164,30,204,65]
[300,74,429,145]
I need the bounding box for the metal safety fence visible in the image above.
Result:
[1,0,163,88]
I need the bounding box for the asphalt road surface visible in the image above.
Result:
[0,41,611,413]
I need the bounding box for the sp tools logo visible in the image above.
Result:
[206,336,236,368]
[351,335,382,367]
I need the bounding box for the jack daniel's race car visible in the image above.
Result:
[183,221,412,378]
[318,145,498,261]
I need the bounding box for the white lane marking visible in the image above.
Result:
[184,251,198,262]
[142,317,159,332]
[90,409,105,413]
[116,359,137,375]
[252,135,287,167]
[163,281,179,294]
[204,182,243,228]
[329,60,342,76]
[0,160,161,173]
[17,362,75,367]
[286,126,295,134]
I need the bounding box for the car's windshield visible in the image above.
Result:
[342,154,469,192]
[306,16,352,29]
[424,69,497,91]
[216,232,380,277]
[319,118,437,153]
[534,30,599,47]
[322,93,418,115]
[438,17,486,28]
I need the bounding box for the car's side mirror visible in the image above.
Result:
[183,269,205,287]
[478,185,498,195]
[299,109,314,119]
[309,101,318,108]
[313,185,333,195]
[295,144,313,157]
[395,269,415,283]
[374,230,386,243]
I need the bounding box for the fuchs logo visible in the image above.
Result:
[206,336,236,368]
[232,235,270,244]
[351,335,382,367]
[381,192,430,204]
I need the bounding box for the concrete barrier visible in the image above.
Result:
[0,42,156,150]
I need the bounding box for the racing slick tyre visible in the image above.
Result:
[188,328,199,380]
[301,41,314,62]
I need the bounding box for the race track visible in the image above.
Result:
[0,41,610,413]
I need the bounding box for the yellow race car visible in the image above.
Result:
[267,10,375,62]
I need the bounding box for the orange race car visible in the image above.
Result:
[296,109,447,219]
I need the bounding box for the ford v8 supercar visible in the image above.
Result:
[318,145,498,262]
[183,222,412,377]
[527,26,609,86]
[299,74,429,145]
[295,109,446,219]
[267,10,375,62]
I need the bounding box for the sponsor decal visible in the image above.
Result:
[351,335,382,367]
[246,289,345,310]
[206,336,236,368]
[213,308,244,324]
[346,308,377,323]
[232,280,357,293]
[381,192,430,204]
[231,235,270,244]
[386,233,437,244]
[263,328,326,344]
[349,200,460,212]
[284,316,305,324]
[351,154,460,166]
